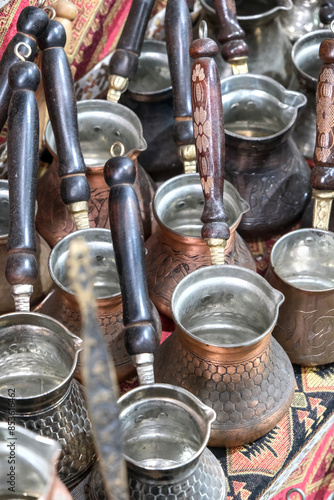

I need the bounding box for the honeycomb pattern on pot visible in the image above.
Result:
[155,334,293,429]
[89,448,226,500]
[0,380,96,487]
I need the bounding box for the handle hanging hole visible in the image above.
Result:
[14,42,32,62]
[43,6,56,19]
[199,20,208,39]
[110,141,125,158]
[286,488,306,500]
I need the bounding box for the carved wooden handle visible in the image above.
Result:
[311,37,334,229]
[107,0,155,101]
[66,238,129,500]
[211,0,248,73]
[6,61,40,308]
[165,0,196,172]
[105,156,160,382]
[54,0,78,55]
[38,20,90,229]
[190,22,230,263]
[0,6,49,134]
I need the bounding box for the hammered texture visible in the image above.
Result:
[89,448,227,500]
[154,331,295,441]
[0,380,96,488]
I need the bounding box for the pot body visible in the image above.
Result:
[0,312,96,489]
[36,100,156,248]
[0,423,72,500]
[154,266,295,447]
[280,0,321,43]
[89,448,227,500]
[146,174,256,318]
[265,228,334,366]
[199,0,294,87]
[221,74,311,238]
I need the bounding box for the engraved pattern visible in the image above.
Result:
[154,332,295,443]
[146,228,256,317]
[315,66,334,164]
[313,197,332,230]
[89,448,227,499]
[0,380,96,488]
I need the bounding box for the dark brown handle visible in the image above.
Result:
[0,6,49,134]
[319,1,334,25]
[105,156,160,357]
[165,0,194,148]
[211,0,248,64]
[38,20,90,208]
[5,61,40,287]
[190,23,230,243]
[108,0,155,80]
[311,38,334,190]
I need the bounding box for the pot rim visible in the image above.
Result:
[49,228,122,300]
[118,383,215,472]
[269,228,334,293]
[292,29,334,87]
[199,0,293,21]
[153,173,248,240]
[171,265,284,348]
[221,73,306,143]
[0,311,82,402]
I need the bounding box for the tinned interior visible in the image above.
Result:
[50,229,121,299]
[119,386,208,470]
[45,100,144,167]
[155,174,245,237]
[0,182,9,237]
[293,31,332,83]
[221,76,302,138]
[173,266,281,346]
[0,314,77,398]
[271,229,334,291]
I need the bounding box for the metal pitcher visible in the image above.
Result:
[0,422,72,500]
[221,73,311,238]
[280,0,322,43]
[265,35,334,366]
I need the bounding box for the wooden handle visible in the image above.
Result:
[107,0,155,101]
[319,1,334,25]
[54,0,78,55]
[38,20,90,229]
[211,0,248,73]
[66,238,129,500]
[0,6,49,134]
[165,0,196,172]
[311,38,334,229]
[6,61,40,295]
[105,156,160,362]
[190,22,230,260]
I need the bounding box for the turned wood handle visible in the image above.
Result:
[54,0,78,55]
[38,20,90,207]
[190,23,230,242]
[319,1,334,25]
[211,0,248,64]
[105,156,160,357]
[165,0,194,147]
[311,38,334,190]
[5,61,40,287]
[108,0,155,80]
[0,6,49,134]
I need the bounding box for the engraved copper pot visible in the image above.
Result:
[0,312,96,488]
[36,100,155,248]
[199,0,294,86]
[265,228,334,365]
[145,173,256,318]
[0,179,52,315]
[0,422,72,500]
[221,73,311,238]
[36,228,134,383]
[154,265,295,447]
[89,384,227,499]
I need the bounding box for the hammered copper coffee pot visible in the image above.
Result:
[265,37,334,366]
[35,19,155,248]
[154,24,295,448]
[67,158,227,500]
[0,59,95,488]
[145,5,255,319]
[0,423,72,500]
